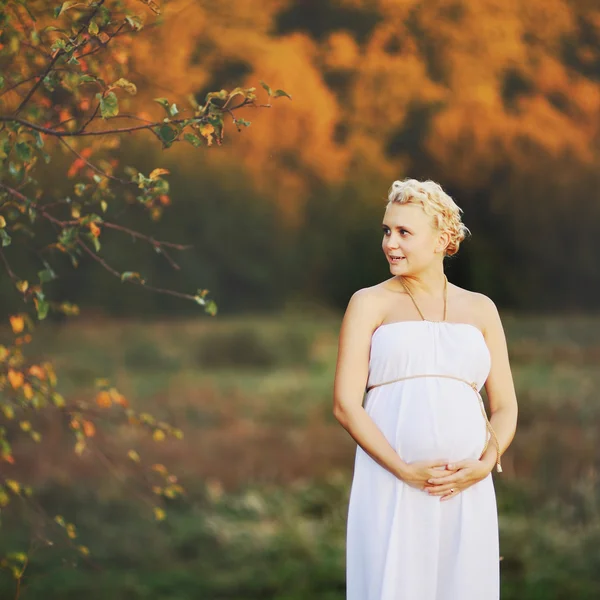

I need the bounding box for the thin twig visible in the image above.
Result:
[102,222,191,250]
[76,239,198,301]
[0,248,18,282]
[58,137,132,186]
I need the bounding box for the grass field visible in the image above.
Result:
[1,312,600,599]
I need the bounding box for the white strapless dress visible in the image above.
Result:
[346,320,499,600]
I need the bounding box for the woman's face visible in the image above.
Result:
[381,202,446,274]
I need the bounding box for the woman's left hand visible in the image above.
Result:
[423,458,492,501]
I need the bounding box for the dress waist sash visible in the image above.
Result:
[366,373,502,473]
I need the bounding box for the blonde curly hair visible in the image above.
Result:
[387,178,470,256]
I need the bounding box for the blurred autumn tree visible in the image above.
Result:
[115,0,599,310]
[0,0,288,589]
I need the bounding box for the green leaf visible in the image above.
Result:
[15,142,32,162]
[86,232,100,252]
[88,20,99,36]
[184,133,202,147]
[205,300,218,316]
[0,76,4,90]
[98,91,119,119]
[273,89,292,100]
[236,118,251,128]
[79,75,97,84]
[156,124,178,148]
[33,131,44,148]
[38,266,57,283]
[50,39,67,53]
[35,294,49,320]
[0,230,11,247]
[259,80,272,96]
[154,97,171,117]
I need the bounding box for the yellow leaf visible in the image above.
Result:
[96,390,112,408]
[0,490,9,507]
[2,405,14,419]
[0,216,6,228]
[153,507,166,521]
[149,168,170,180]
[6,479,20,494]
[43,362,57,386]
[127,449,140,463]
[89,222,101,238]
[19,421,31,432]
[15,280,28,293]
[52,392,65,408]
[199,123,214,146]
[8,370,24,389]
[31,431,41,443]
[78,545,90,556]
[9,316,24,334]
[0,346,8,361]
[22,383,34,400]
[151,463,167,475]
[152,429,165,442]
[110,388,128,407]
[66,523,77,539]
[74,440,86,456]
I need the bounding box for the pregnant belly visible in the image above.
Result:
[367,381,489,464]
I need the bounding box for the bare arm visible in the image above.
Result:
[478,295,519,470]
[333,289,450,484]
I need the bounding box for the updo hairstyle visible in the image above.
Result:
[387,178,470,256]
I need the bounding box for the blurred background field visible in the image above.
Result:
[1,313,599,599]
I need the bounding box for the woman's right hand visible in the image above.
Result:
[399,459,457,491]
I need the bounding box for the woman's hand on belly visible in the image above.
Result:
[399,459,459,491]
[423,458,493,500]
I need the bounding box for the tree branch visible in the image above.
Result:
[0,115,205,137]
[13,0,107,116]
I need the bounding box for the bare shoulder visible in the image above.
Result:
[344,281,390,331]
[451,284,501,334]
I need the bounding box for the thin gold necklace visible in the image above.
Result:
[400,274,448,322]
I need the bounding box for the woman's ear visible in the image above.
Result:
[436,231,451,254]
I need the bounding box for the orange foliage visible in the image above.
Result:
[124,0,600,207]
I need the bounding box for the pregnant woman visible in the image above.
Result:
[333,179,518,600]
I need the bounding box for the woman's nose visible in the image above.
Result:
[385,235,400,249]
